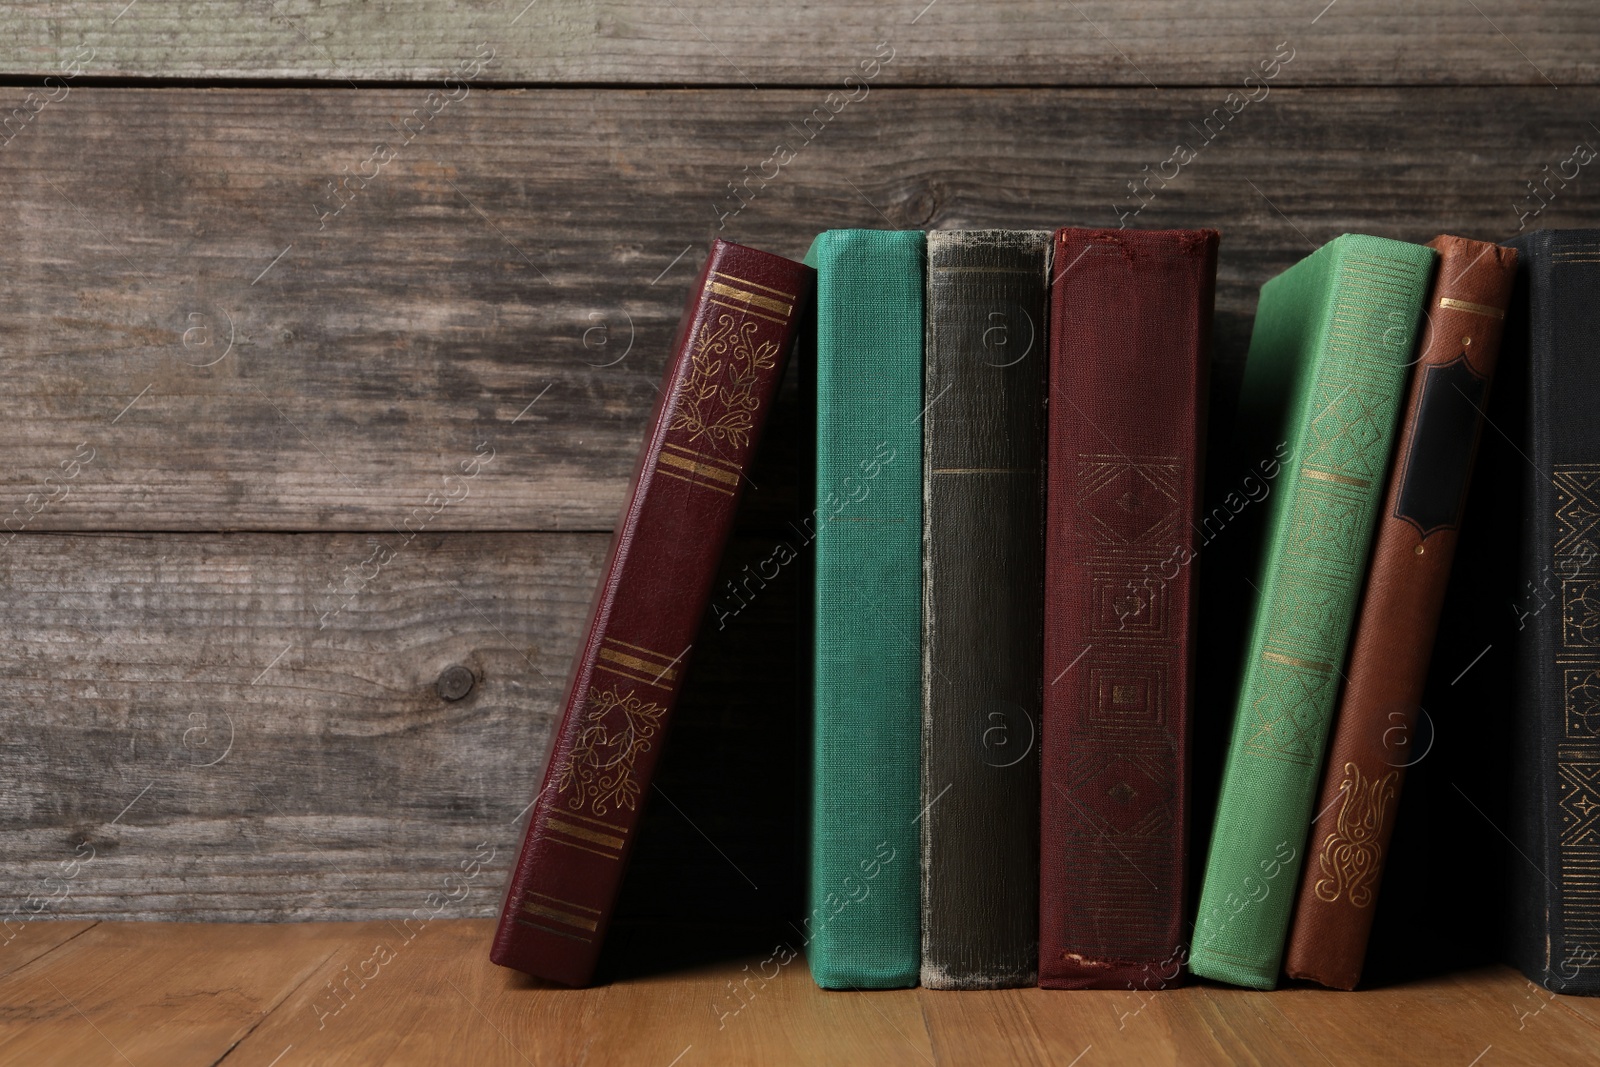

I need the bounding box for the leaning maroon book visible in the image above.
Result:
[1041,227,1218,989]
[491,239,814,985]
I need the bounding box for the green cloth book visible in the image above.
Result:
[1189,234,1436,989]
[805,229,925,989]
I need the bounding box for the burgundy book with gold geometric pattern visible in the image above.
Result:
[490,239,813,985]
[1040,227,1218,989]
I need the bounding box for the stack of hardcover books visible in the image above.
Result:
[489,227,1600,999]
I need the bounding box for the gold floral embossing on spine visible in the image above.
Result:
[551,685,666,824]
[654,272,791,497]
[1312,762,1398,907]
[668,312,781,450]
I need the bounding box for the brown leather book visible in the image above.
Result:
[489,239,814,986]
[1283,235,1518,989]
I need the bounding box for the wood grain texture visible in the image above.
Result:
[4,1,1597,86]
[2,86,1600,531]
[0,920,350,1066]
[1,920,1595,1066]
[1268,967,1600,1067]
[0,529,803,922]
[0,920,96,982]
[0,529,587,921]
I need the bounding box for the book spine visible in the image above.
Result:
[1284,236,1517,989]
[919,230,1049,990]
[1508,230,1600,994]
[1040,227,1219,990]
[489,239,814,986]
[807,229,924,989]
[1189,235,1435,989]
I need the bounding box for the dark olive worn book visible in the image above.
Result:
[1502,229,1600,995]
[919,229,1049,989]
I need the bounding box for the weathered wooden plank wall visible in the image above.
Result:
[2,88,1597,532]
[5,1,1597,85]
[2,4,1599,924]
[0,530,802,924]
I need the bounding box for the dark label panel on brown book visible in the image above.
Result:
[1394,355,1489,538]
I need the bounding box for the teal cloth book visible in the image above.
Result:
[805,229,925,989]
[1189,234,1436,989]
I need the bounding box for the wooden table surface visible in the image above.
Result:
[0,920,1594,1066]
